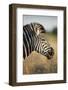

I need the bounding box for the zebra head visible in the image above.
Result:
[34,36,54,59]
[30,23,46,35]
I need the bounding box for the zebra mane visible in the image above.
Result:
[24,22,46,36]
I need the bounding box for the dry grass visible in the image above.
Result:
[23,33,57,75]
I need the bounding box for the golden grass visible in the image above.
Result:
[23,33,57,74]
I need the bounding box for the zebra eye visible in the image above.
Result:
[40,27,44,30]
[39,27,46,33]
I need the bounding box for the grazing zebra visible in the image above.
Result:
[23,23,54,59]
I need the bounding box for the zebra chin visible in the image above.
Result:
[45,47,54,59]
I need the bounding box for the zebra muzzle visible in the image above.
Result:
[47,47,54,59]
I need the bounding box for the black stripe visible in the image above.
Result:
[23,43,26,59]
[23,26,31,53]
[24,25,34,51]
[23,30,29,56]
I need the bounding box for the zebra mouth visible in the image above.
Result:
[47,47,54,59]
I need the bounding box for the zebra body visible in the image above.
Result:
[23,23,54,59]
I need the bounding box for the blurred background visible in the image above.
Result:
[23,15,57,35]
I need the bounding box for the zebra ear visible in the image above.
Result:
[36,29,40,35]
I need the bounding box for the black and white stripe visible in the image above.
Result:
[34,36,54,59]
[23,23,54,59]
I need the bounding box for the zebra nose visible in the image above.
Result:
[49,47,54,56]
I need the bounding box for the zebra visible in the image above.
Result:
[23,22,54,59]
